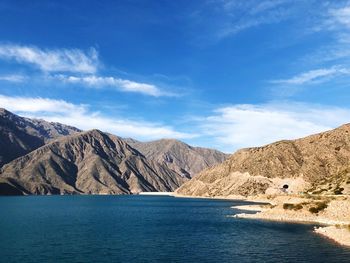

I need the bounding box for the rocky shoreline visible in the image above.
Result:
[315,226,350,247]
[232,195,350,247]
[175,193,350,247]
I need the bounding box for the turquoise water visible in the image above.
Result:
[0,195,349,263]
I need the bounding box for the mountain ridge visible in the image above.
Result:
[176,123,350,197]
[0,108,229,195]
[126,138,229,178]
[0,108,80,167]
[0,129,187,195]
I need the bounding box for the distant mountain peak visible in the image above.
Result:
[0,108,18,118]
[127,138,228,178]
[0,108,8,114]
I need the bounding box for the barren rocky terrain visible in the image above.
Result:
[0,129,187,195]
[127,138,228,178]
[177,124,350,197]
[0,108,80,167]
[0,109,229,195]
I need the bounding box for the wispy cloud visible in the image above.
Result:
[55,75,174,97]
[329,5,350,29]
[0,74,26,83]
[305,3,350,64]
[194,0,298,41]
[0,44,98,73]
[269,2,350,100]
[218,3,291,38]
[0,43,176,97]
[271,66,350,85]
[249,0,292,15]
[198,103,350,152]
[302,45,350,65]
[0,94,194,140]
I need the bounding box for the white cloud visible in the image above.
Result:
[0,94,194,140]
[0,95,87,114]
[199,103,350,152]
[271,66,350,85]
[0,44,98,73]
[0,43,176,97]
[1,95,349,153]
[0,74,26,83]
[55,75,173,97]
[329,6,350,28]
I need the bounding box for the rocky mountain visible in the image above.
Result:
[0,129,187,195]
[0,108,80,167]
[176,124,350,197]
[126,138,228,178]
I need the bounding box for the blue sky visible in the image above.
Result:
[1,0,350,152]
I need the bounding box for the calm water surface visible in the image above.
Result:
[0,195,349,263]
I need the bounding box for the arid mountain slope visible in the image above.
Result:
[0,130,186,195]
[126,138,228,178]
[0,108,80,167]
[177,124,350,197]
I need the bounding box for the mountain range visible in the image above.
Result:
[3,107,349,198]
[0,109,227,195]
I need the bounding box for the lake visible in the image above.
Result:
[0,195,349,263]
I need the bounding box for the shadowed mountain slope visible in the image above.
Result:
[0,129,186,195]
[0,108,80,167]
